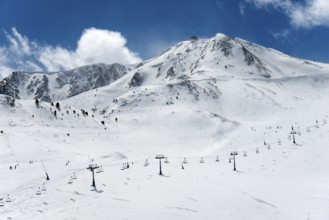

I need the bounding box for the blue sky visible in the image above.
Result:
[0,0,328,76]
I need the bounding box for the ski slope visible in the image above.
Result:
[1,34,329,219]
[0,83,329,220]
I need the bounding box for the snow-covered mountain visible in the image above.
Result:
[130,33,328,83]
[0,63,132,102]
[64,34,329,122]
[1,33,329,220]
[1,33,328,103]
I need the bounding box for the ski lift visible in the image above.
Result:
[68,178,73,184]
[315,121,319,128]
[96,168,101,173]
[215,156,219,162]
[42,184,47,191]
[182,158,187,164]
[164,157,169,163]
[200,157,204,163]
[36,187,42,195]
[0,199,4,207]
[288,134,292,140]
[278,139,281,145]
[121,163,126,170]
[256,148,259,154]
[72,172,77,179]
[144,159,149,167]
[99,166,104,173]
[5,194,11,203]
[243,151,247,157]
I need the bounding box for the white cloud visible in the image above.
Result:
[216,0,225,9]
[246,0,329,28]
[0,27,142,78]
[273,29,290,40]
[239,2,247,16]
[271,28,297,43]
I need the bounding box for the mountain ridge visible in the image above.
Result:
[0,33,328,102]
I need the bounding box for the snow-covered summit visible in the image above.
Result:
[130,33,328,87]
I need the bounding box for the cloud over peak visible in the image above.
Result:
[0,28,141,78]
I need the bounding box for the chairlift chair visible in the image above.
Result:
[200,157,204,163]
[256,148,259,153]
[121,164,126,170]
[0,199,4,207]
[144,159,149,166]
[243,151,247,157]
[72,172,77,179]
[215,156,219,162]
[182,158,187,164]
[36,188,42,195]
[164,157,169,163]
[315,121,319,128]
[5,195,11,203]
[42,184,47,191]
[68,178,73,184]
[267,144,271,150]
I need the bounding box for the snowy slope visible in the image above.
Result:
[1,34,329,220]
